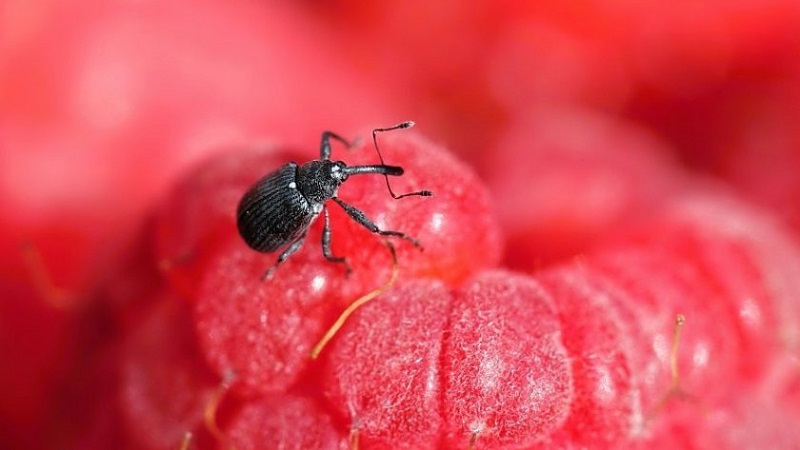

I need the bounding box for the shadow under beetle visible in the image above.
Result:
[237,121,432,280]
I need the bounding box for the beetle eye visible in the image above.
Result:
[330,164,346,181]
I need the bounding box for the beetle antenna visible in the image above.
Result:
[372,121,433,199]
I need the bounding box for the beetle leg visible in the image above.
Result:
[262,232,308,280]
[321,206,352,274]
[331,197,422,248]
[320,131,352,160]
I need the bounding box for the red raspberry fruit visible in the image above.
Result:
[191,131,502,396]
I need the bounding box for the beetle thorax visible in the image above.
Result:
[296,160,348,203]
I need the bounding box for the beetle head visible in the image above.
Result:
[297,160,348,203]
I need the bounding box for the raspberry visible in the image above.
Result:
[7,0,800,447]
[191,131,502,396]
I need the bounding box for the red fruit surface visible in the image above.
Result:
[577,193,800,444]
[192,131,500,396]
[322,280,452,449]
[536,268,638,446]
[318,129,503,291]
[119,292,218,449]
[6,1,800,447]
[590,244,759,407]
[485,106,683,268]
[605,192,800,355]
[642,393,800,450]
[442,271,573,448]
[193,230,347,396]
[225,394,347,450]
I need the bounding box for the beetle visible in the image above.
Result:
[237,121,432,280]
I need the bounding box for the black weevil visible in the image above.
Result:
[237,122,432,280]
